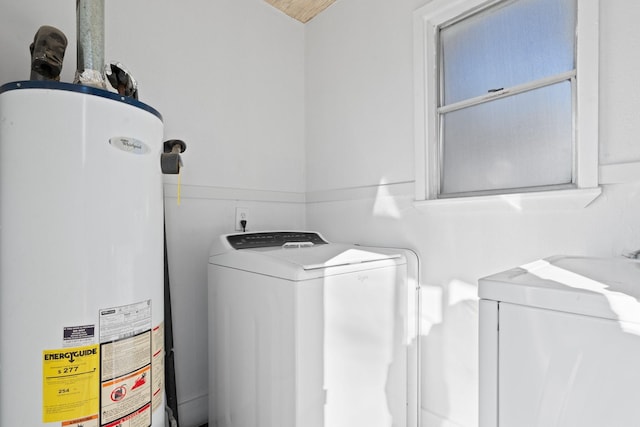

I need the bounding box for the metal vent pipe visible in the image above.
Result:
[75,0,106,88]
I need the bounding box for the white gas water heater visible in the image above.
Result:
[0,2,180,426]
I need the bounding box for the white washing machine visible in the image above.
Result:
[479,255,640,427]
[208,231,418,427]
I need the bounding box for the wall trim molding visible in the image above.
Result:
[306,181,414,203]
[599,161,640,184]
[176,392,208,427]
[163,164,640,206]
[163,183,306,204]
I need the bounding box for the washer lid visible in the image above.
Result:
[209,242,405,280]
[255,243,402,270]
[479,255,640,324]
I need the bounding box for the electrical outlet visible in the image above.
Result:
[235,207,249,231]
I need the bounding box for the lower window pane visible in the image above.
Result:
[440,81,573,196]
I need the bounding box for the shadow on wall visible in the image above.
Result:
[420,280,479,427]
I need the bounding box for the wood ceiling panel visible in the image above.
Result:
[264,0,336,23]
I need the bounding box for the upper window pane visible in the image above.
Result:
[441,0,576,105]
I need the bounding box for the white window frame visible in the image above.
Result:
[413,0,601,210]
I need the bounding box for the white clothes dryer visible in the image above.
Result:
[208,231,418,427]
[479,255,640,427]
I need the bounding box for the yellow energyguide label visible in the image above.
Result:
[42,344,99,422]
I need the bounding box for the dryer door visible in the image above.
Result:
[498,302,640,427]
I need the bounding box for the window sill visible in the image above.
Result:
[414,187,602,214]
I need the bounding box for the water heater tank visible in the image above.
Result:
[0,81,166,427]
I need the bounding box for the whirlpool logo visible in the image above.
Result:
[109,136,149,155]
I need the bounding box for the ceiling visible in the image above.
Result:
[264,0,336,23]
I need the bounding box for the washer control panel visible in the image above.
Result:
[226,231,328,250]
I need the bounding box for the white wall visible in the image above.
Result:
[0,1,305,426]
[305,1,640,426]
[6,0,640,426]
[305,0,418,191]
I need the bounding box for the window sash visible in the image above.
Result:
[438,80,576,196]
[436,73,578,196]
[437,70,576,115]
[438,0,577,106]
[412,0,599,204]
[434,0,577,198]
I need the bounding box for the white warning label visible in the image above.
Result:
[101,365,151,425]
[99,301,151,343]
[99,301,152,427]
